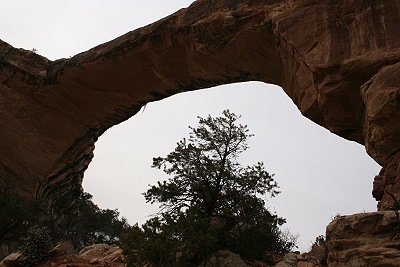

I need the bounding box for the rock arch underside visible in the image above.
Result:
[0,0,400,210]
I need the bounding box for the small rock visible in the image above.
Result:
[79,244,109,260]
[90,258,99,264]
[200,250,249,267]
[0,252,23,267]
[297,262,315,267]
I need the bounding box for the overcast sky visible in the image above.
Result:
[1,1,381,251]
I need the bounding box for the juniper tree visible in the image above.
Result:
[121,110,296,266]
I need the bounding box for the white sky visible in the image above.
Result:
[1,1,381,252]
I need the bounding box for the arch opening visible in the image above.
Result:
[83,81,380,251]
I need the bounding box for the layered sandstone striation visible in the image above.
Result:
[325,211,400,267]
[0,0,400,208]
[274,211,400,267]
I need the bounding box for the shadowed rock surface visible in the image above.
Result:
[0,244,125,267]
[0,0,400,209]
[1,213,399,266]
[273,212,400,267]
[325,211,400,267]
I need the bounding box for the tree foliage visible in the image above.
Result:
[0,179,42,259]
[145,110,279,217]
[0,178,129,258]
[19,226,53,267]
[48,190,129,251]
[121,110,296,266]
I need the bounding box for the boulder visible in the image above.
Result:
[275,253,298,267]
[78,244,125,265]
[0,252,23,267]
[326,211,400,267]
[200,250,249,267]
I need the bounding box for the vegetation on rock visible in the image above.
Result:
[18,226,53,267]
[120,110,296,266]
[47,189,129,250]
[1,110,296,266]
[0,179,43,259]
[0,179,128,260]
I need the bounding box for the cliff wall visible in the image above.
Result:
[0,0,399,208]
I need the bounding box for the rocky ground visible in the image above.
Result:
[2,211,400,267]
[0,244,125,267]
[274,211,400,267]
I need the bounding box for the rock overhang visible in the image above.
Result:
[0,0,399,209]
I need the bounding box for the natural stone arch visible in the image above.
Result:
[0,0,399,209]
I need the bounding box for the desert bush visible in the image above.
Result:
[46,190,129,250]
[0,179,41,244]
[312,235,326,247]
[19,226,53,267]
[57,240,76,255]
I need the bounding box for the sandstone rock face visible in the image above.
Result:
[0,252,23,267]
[326,211,400,267]
[78,244,125,266]
[274,251,326,267]
[200,250,250,267]
[275,252,298,267]
[275,212,400,267]
[0,0,400,208]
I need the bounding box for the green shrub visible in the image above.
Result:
[1,177,129,255]
[19,226,53,267]
[121,111,297,266]
[313,235,326,247]
[48,191,129,251]
[0,179,41,245]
